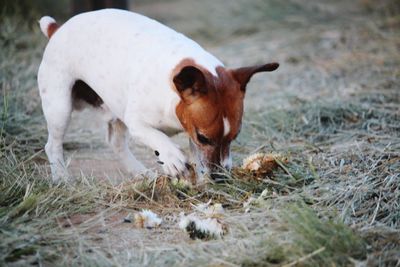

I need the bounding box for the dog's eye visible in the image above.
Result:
[196,132,212,145]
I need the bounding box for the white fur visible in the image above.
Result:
[38,16,55,38]
[222,117,232,169]
[37,9,224,182]
[221,153,232,170]
[223,117,230,137]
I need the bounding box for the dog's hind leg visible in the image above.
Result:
[106,118,146,177]
[38,65,74,183]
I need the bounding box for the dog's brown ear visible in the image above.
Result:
[173,66,207,103]
[231,62,279,91]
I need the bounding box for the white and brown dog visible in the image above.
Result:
[38,9,278,183]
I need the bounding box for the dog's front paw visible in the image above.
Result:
[50,166,73,185]
[154,147,189,177]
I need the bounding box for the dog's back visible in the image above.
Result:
[39,9,222,118]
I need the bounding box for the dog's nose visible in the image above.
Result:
[220,156,232,171]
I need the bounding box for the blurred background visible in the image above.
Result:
[1,0,399,38]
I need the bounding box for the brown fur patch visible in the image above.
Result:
[232,63,279,91]
[47,22,59,38]
[171,58,278,170]
[172,59,244,169]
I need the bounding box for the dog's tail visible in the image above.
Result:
[39,16,59,39]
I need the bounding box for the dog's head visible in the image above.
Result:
[173,58,279,179]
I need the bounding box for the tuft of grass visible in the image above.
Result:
[283,204,367,265]
[242,203,367,267]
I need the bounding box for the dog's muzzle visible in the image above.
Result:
[189,139,232,182]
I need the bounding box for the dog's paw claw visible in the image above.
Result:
[157,148,187,177]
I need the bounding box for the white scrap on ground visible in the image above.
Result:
[242,152,267,171]
[179,200,227,239]
[178,212,227,239]
[134,209,162,228]
[242,152,286,172]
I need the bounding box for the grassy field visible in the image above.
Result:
[1,0,399,266]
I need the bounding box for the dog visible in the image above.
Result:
[38,9,279,183]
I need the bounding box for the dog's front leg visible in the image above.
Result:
[127,123,189,177]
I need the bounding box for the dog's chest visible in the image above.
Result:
[149,107,183,136]
[157,124,182,137]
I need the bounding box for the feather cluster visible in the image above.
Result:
[178,200,227,240]
[242,152,288,175]
[134,209,162,229]
[178,213,227,240]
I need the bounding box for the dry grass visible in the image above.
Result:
[1,1,400,266]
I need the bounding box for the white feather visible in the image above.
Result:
[178,212,190,229]
[136,209,162,228]
[194,217,226,237]
[178,213,227,238]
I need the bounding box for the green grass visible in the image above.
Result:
[242,204,367,266]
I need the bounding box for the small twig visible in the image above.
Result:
[275,158,296,181]
[250,143,268,154]
[370,191,382,225]
[282,247,326,267]
[5,149,44,177]
[151,176,158,201]
[131,186,163,208]
[175,189,194,200]
[205,189,241,204]
[225,183,249,194]
[262,179,297,190]
[304,141,323,152]
[308,156,320,180]
[111,183,123,203]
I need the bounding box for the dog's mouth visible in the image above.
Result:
[189,139,209,177]
[188,139,231,182]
